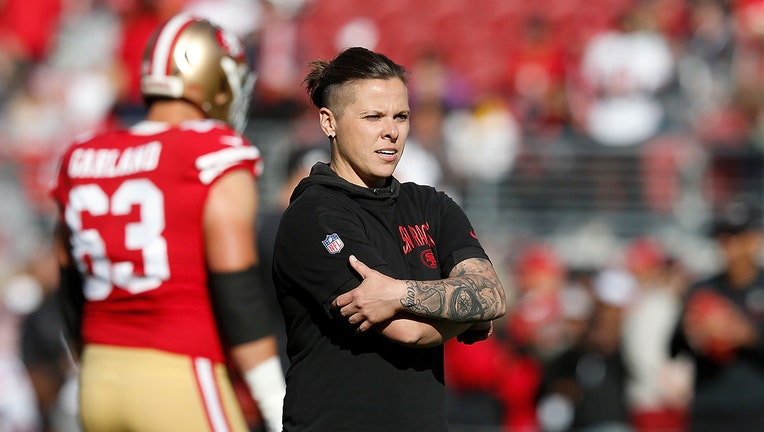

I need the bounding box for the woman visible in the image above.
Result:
[272,47,506,432]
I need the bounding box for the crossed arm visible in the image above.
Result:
[332,255,507,346]
[400,257,506,322]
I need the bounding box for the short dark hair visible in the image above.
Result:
[302,47,408,109]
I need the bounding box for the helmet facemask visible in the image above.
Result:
[221,57,256,133]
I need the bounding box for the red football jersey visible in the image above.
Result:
[51,119,262,362]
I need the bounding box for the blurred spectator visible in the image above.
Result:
[688,0,764,207]
[394,100,465,201]
[185,0,264,39]
[445,314,543,432]
[246,0,305,118]
[558,281,596,355]
[443,96,520,184]
[677,0,736,130]
[408,48,473,111]
[495,243,569,430]
[500,14,571,136]
[399,47,474,199]
[110,0,182,123]
[393,101,445,188]
[732,0,764,121]
[1,67,66,216]
[0,0,60,112]
[639,133,701,215]
[445,243,571,432]
[538,268,636,432]
[444,336,508,430]
[445,243,570,432]
[0,271,44,432]
[17,243,79,432]
[670,197,764,432]
[507,243,568,361]
[1,1,123,217]
[0,332,41,432]
[0,0,62,64]
[688,0,764,209]
[621,237,692,432]
[574,2,675,147]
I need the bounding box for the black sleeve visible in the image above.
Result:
[430,189,489,276]
[273,194,387,318]
[208,265,275,347]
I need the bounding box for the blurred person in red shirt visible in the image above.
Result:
[0,0,62,64]
[508,244,569,360]
[500,14,571,135]
[445,243,569,431]
[110,0,187,123]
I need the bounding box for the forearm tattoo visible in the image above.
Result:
[400,258,505,322]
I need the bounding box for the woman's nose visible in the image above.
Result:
[384,121,399,141]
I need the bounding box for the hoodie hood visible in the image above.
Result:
[291,162,400,205]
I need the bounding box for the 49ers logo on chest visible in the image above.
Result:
[420,249,437,269]
[399,222,437,268]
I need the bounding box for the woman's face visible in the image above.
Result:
[321,78,410,188]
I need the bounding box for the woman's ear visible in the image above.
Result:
[319,107,335,140]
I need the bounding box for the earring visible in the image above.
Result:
[328,135,334,141]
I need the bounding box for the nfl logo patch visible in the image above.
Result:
[322,233,344,254]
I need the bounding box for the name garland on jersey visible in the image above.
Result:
[68,142,162,178]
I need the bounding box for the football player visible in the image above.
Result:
[52,14,284,432]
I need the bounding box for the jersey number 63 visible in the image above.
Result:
[65,178,170,300]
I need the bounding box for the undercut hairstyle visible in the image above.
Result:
[302,46,408,111]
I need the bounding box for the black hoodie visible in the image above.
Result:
[273,162,488,432]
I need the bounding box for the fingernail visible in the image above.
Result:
[349,255,357,262]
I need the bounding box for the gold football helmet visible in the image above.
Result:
[141,15,255,132]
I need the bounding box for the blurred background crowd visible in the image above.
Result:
[2,0,764,430]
